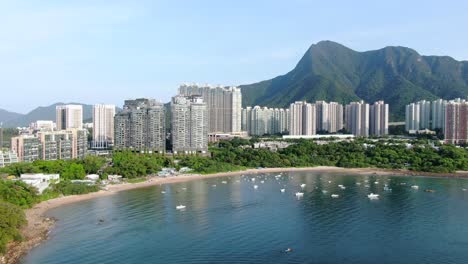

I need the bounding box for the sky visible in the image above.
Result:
[1,0,467,113]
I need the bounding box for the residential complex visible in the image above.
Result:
[114,98,166,153]
[241,106,289,136]
[432,99,447,131]
[0,150,18,168]
[178,84,242,133]
[11,129,87,162]
[171,95,208,154]
[289,101,316,136]
[445,100,468,144]
[345,101,370,137]
[56,104,83,130]
[92,104,116,149]
[370,100,389,136]
[30,120,55,131]
[405,100,433,131]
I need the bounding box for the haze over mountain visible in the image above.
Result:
[0,103,94,128]
[240,41,468,120]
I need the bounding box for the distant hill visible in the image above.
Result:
[3,103,94,127]
[240,41,468,120]
[0,109,23,125]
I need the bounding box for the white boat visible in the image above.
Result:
[411,185,419,190]
[356,182,362,185]
[300,184,306,188]
[322,190,328,194]
[331,194,339,198]
[338,185,346,190]
[374,181,379,184]
[261,180,265,184]
[367,193,379,199]
[463,188,467,191]
[328,181,332,183]
[221,181,227,184]
[254,185,258,189]
[161,191,166,194]
[280,189,285,193]
[251,178,256,182]
[176,205,186,210]
[212,184,217,187]
[295,192,304,197]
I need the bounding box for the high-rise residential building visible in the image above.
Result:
[315,101,329,132]
[418,100,431,129]
[37,131,74,160]
[178,84,242,133]
[56,105,83,130]
[242,107,289,136]
[405,103,420,131]
[432,99,447,131]
[289,101,316,136]
[92,104,116,149]
[0,150,18,168]
[345,101,369,137]
[11,135,41,162]
[445,100,468,144]
[171,95,208,154]
[0,127,3,148]
[328,102,344,133]
[370,100,389,136]
[30,120,55,131]
[114,99,166,153]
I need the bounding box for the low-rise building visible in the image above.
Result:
[0,150,19,168]
[20,174,60,194]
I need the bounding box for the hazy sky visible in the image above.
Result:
[1,0,467,113]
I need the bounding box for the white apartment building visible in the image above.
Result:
[92,104,116,149]
[56,104,83,130]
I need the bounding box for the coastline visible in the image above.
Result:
[3,166,468,264]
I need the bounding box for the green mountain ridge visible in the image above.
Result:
[240,41,468,121]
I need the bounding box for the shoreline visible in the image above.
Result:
[3,166,468,264]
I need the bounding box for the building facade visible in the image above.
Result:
[0,150,18,168]
[92,104,115,149]
[11,135,41,162]
[114,99,166,153]
[171,95,208,154]
[241,107,289,136]
[432,99,447,131]
[345,101,369,137]
[370,100,389,136]
[445,100,468,144]
[56,105,83,130]
[178,84,242,133]
[289,101,316,136]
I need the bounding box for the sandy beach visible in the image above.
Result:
[3,166,468,264]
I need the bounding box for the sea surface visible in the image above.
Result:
[21,172,468,264]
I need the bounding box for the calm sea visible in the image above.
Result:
[21,172,468,264]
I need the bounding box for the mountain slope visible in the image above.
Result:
[3,103,93,127]
[240,41,468,120]
[0,109,23,125]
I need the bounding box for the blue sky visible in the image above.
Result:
[1,0,467,113]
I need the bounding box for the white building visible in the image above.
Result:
[242,106,289,136]
[171,95,208,154]
[178,83,242,133]
[289,101,316,136]
[370,100,389,136]
[30,120,55,131]
[56,104,83,130]
[432,99,447,131]
[0,150,18,168]
[20,174,60,194]
[405,103,420,131]
[345,101,369,137]
[92,104,116,149]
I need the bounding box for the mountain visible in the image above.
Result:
[0,109,23,125]
[240,41,468,120]
[3,103,94,127]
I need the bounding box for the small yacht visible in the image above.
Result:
[411,185,419,190]
[280,189,286,193]
[356,182,362,185]
[161,191,166,194]
[322,190,328,194]
[338,185,346,190]
[331,194,339,198]
[254,185,259,189]
[295,192,304,197]
[251,178,256,182]
[261,180,265,184]
[367,193,379,199]
[176,205,186,210]
[374,181,379,184]
[300,184,306,188]
[212,184,217,187]
[222,181,227,184]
